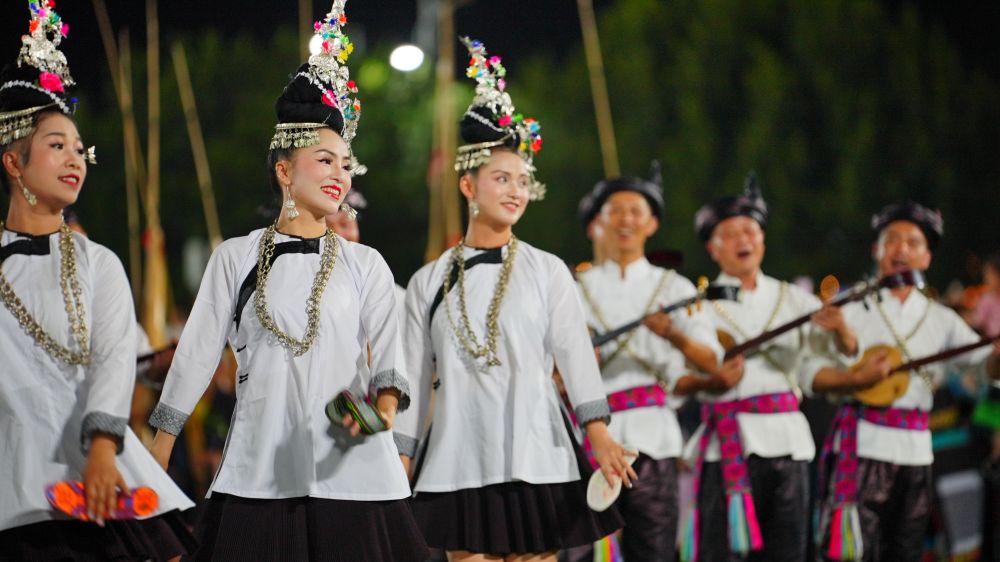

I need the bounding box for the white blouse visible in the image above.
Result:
[683,271,829,463]
[823,289,991,466]
[394,241,610,493]
[149,229,412,501]
[0,229,193,532]
[577,258,723,460]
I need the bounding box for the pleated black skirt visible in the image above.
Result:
[0,510,197,562]
[183,493,429,562]
[410,412,624,555]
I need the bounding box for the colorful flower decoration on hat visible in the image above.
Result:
[456,37,545,200]
[304,0,361,147]
[20,0,75,96]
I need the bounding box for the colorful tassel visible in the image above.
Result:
[726,492,762,555]
[826,504,863,560]
[593,533,622,562]
[680,508,700,562]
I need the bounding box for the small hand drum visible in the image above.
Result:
[852,345,910,407]
[326,390,389,435]
[46,480,158,521]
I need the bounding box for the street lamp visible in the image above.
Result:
[389,44,424,72]
[309,34,324,57]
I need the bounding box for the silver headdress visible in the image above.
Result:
[456,37,545,200]
[269,0,364,175]
[0,1,78,146]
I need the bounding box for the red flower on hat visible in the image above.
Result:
[347,80,357,93]
[29,20,39,34]
[39,72,64,93]
[498,115,512,127]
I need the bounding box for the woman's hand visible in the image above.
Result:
[82,434,127,526]
[149,430,177,471]
[585,421,638,488]
[342,389,400,436]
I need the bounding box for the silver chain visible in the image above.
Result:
[442,236,519,368]
[0,221,90,365]
[253,226,339,356]
[874,293,933,388]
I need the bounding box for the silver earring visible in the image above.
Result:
[85,146,97,165]
[339,203,358,221]
[468,200,480,219]
[284,186,299,221]
[16,177,37,206]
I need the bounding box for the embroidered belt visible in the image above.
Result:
[817,403,929,561]
[580,384,668,470]
[680,391,800,562]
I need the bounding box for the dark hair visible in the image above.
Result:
[0,109,69,195]
[266,146,293,198]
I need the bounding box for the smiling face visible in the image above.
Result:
[2,112,87,212]
[873,220,932,277]
[274,127,353,222]
[460,148,531,229]
[707,215,766,279]
[598,191,658,259]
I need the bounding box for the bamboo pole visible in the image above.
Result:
[118,31,144,300]
[172,42,223,250]
[577,0,620,178]
[91,0,144,299]
[299,0,312,60]
[423,0,461,263]
[141,0,168,349]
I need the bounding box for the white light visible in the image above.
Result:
[309,34,324,56]
[390,44,424,72]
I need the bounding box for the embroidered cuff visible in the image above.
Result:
[148,402,189,436]
[80,411,127,455]
[368,369,412,412]
[393,432,419,458]
[575,399,612,426]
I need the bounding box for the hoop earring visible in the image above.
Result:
[468,200,480,220]
[16,177,37,206]
[283,185,299,221]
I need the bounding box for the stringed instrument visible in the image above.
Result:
[717,269,926,360]
[591,277,740,348]
[852,335,1000,407]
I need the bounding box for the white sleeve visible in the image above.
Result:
[942,305,992,377]
[547,259,609,425]
[80,247,138,454]
[359,251,411,410]
[669,277,725,373]
[148,240,239,435]
[393,270,435,458]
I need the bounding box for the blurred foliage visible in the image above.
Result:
[15,0,999,309]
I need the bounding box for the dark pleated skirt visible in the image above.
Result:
[0,510,197,562]
[410,412,624,555]
[183,493,429,562]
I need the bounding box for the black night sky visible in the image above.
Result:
[2,1,997,98]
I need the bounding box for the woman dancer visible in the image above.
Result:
[147,2,427,560]
[0,3,195,560]
[394,38,635,561]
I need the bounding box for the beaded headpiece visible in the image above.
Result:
[0,1,82,148]
[455,37,544,200]
[270,0,364,175]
